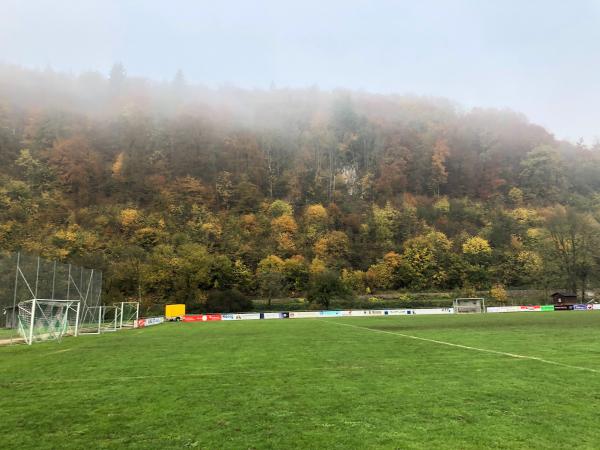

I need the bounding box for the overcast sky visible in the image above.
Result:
[1,0,599,143]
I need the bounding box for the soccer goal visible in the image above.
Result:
[78,305,132,334]
[116,302,139,329]
[100,305,119,332]
[17,299,80,345]
[78,306,104,334]
[453,298,485,314]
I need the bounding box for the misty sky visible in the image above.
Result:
[2,0,600,143]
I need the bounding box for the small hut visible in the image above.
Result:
[2,305,19,329]
[550,292,578,306]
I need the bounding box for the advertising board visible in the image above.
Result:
[487,306,522,313]
[289,311,321,319]
[262,312,281,320]
[554,305,574,311]
[237,313,261,320]
[342,310,368,316]
[573,304,593,311]
[221,314,262,320]
[414,308,453,315]
[519,305,541,311]
[486,307,500,313]
[319,311,343,317]
[139,316,164,326]
[182,314,222,322]
[384,309,412,315]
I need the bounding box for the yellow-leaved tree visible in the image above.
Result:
[271,214,298,254]
[256,255,286,306]
[304,204,328,241]
[314,231,349,268]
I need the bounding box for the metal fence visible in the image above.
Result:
[0,251,103,343]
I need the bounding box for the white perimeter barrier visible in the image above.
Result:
[290,308,454,318]
[141,304,600,328]
[137,316,165,327]
[487,306,526,313]
[221,313,261,320]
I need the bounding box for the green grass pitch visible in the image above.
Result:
[2,312,600,449]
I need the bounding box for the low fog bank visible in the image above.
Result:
[0,63,545,140]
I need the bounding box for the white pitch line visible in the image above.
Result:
[323,320,600,374]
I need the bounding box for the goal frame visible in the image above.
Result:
[115,302,140,329]
[78,305,104,335]
[453,297,486,314]
[99,305,119,332]
[17,299,81,345]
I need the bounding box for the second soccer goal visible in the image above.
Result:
[453,298,485,314]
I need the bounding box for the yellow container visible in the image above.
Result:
[165,304,186,321]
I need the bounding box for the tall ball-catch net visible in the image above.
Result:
[17,299,80,345]
[1,252,105,344]
[453,298,485,314]
[2,252,141,345]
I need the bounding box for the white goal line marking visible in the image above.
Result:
[323,320,600,374]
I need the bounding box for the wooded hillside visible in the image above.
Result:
[1,64,599,310]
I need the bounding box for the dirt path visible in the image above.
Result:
[0,336,25,345]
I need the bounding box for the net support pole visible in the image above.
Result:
[97,306,102,333]
[96,272,103,307]
[100,305,104,332]
[28,299,36,346]
[120,302,124,329]
[67,264,71,300]
[11,252,20,342]
[74,301,81,337]
[35,256,40,299]
[51,260,57,300]
[135,302,140,328]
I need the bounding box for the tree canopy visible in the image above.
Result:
[2,64,600,309]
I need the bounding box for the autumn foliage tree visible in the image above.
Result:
[1,65,599,310]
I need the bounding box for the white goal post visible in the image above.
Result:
[63,302,140,335]
[453,298,486,314]
[116,302,140,329]
[79,306,120,334]
[17,299,80,345]
[78,306,103,334]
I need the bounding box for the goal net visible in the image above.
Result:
[116,302,139,329]
[100,306,119,332]
[78,306,104,334]
[453,298,485,314]
[79,304,139,333]
[17,299,80,345]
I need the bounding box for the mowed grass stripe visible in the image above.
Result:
[1,358,536,388]
[322,318,600,374]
